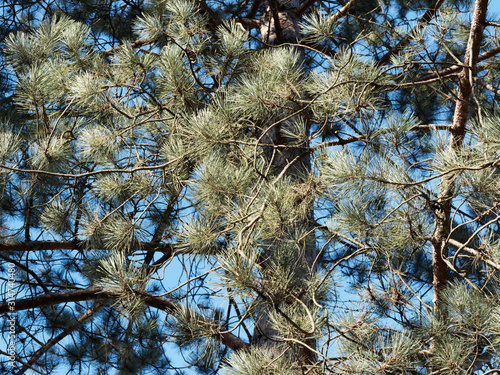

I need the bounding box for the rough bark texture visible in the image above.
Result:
[431,0,488,318]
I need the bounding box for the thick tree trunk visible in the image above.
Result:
[258,0,309,180]
[252,0,316,365]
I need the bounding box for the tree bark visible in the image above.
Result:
[431,0,488,318]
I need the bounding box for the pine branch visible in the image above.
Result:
[475,77,500,95]
[419,46,500,81]
[195,0,224,29]
[0,349,47,375]
[377,0,446,66]
[0,159,181,178]
[0,240,174,254]
[16,303,105,375]
[0,254,50,294]
[322,0,355,26]
[103,38,153,56]
[448,238,500,271]
[0,288,249,352]
[143,188,182,273]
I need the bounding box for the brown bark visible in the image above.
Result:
[258,0,309,180]
[431,0,488,318]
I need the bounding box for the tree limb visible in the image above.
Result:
[0,240,174,254]
[376,0,446,66]
[451,0,487,134]
[324,0,356,26]
[103,38,152,56]
[0,288,249,352]
[247,0,263,19]
[16,303,105,375]
[295,0,317,17]
[448,238,500,272]
[268,0,284,43]
[0,254,50,294]
[419,46,500,82]
[475,77,500,95]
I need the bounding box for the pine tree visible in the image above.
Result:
[2,0,500,374]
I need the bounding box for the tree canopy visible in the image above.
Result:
[2,0,500,374]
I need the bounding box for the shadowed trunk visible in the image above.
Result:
[252,0,316,365]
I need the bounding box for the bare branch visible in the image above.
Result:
[0,254,50,294]
[420,46,500,82]
[17,303,105,375]
[377,0,446,66]
[448,238,500,271]
[450,0,488,135]
[0,288,249,352]
[103,38,152,56]
[295,0,317,17]
[325,0,355,26]
[0,158,181,179]
[247,0,263,18]
[475,77,500,95]
[0,240,174,254]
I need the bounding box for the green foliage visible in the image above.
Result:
[0,127,20,162]
[222,347,302,375]
[2,0,500,374]
[40,198,73,236]
[166,304,224,370]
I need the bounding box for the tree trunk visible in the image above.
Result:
[252,0,316,365]
[431,0,488,319]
